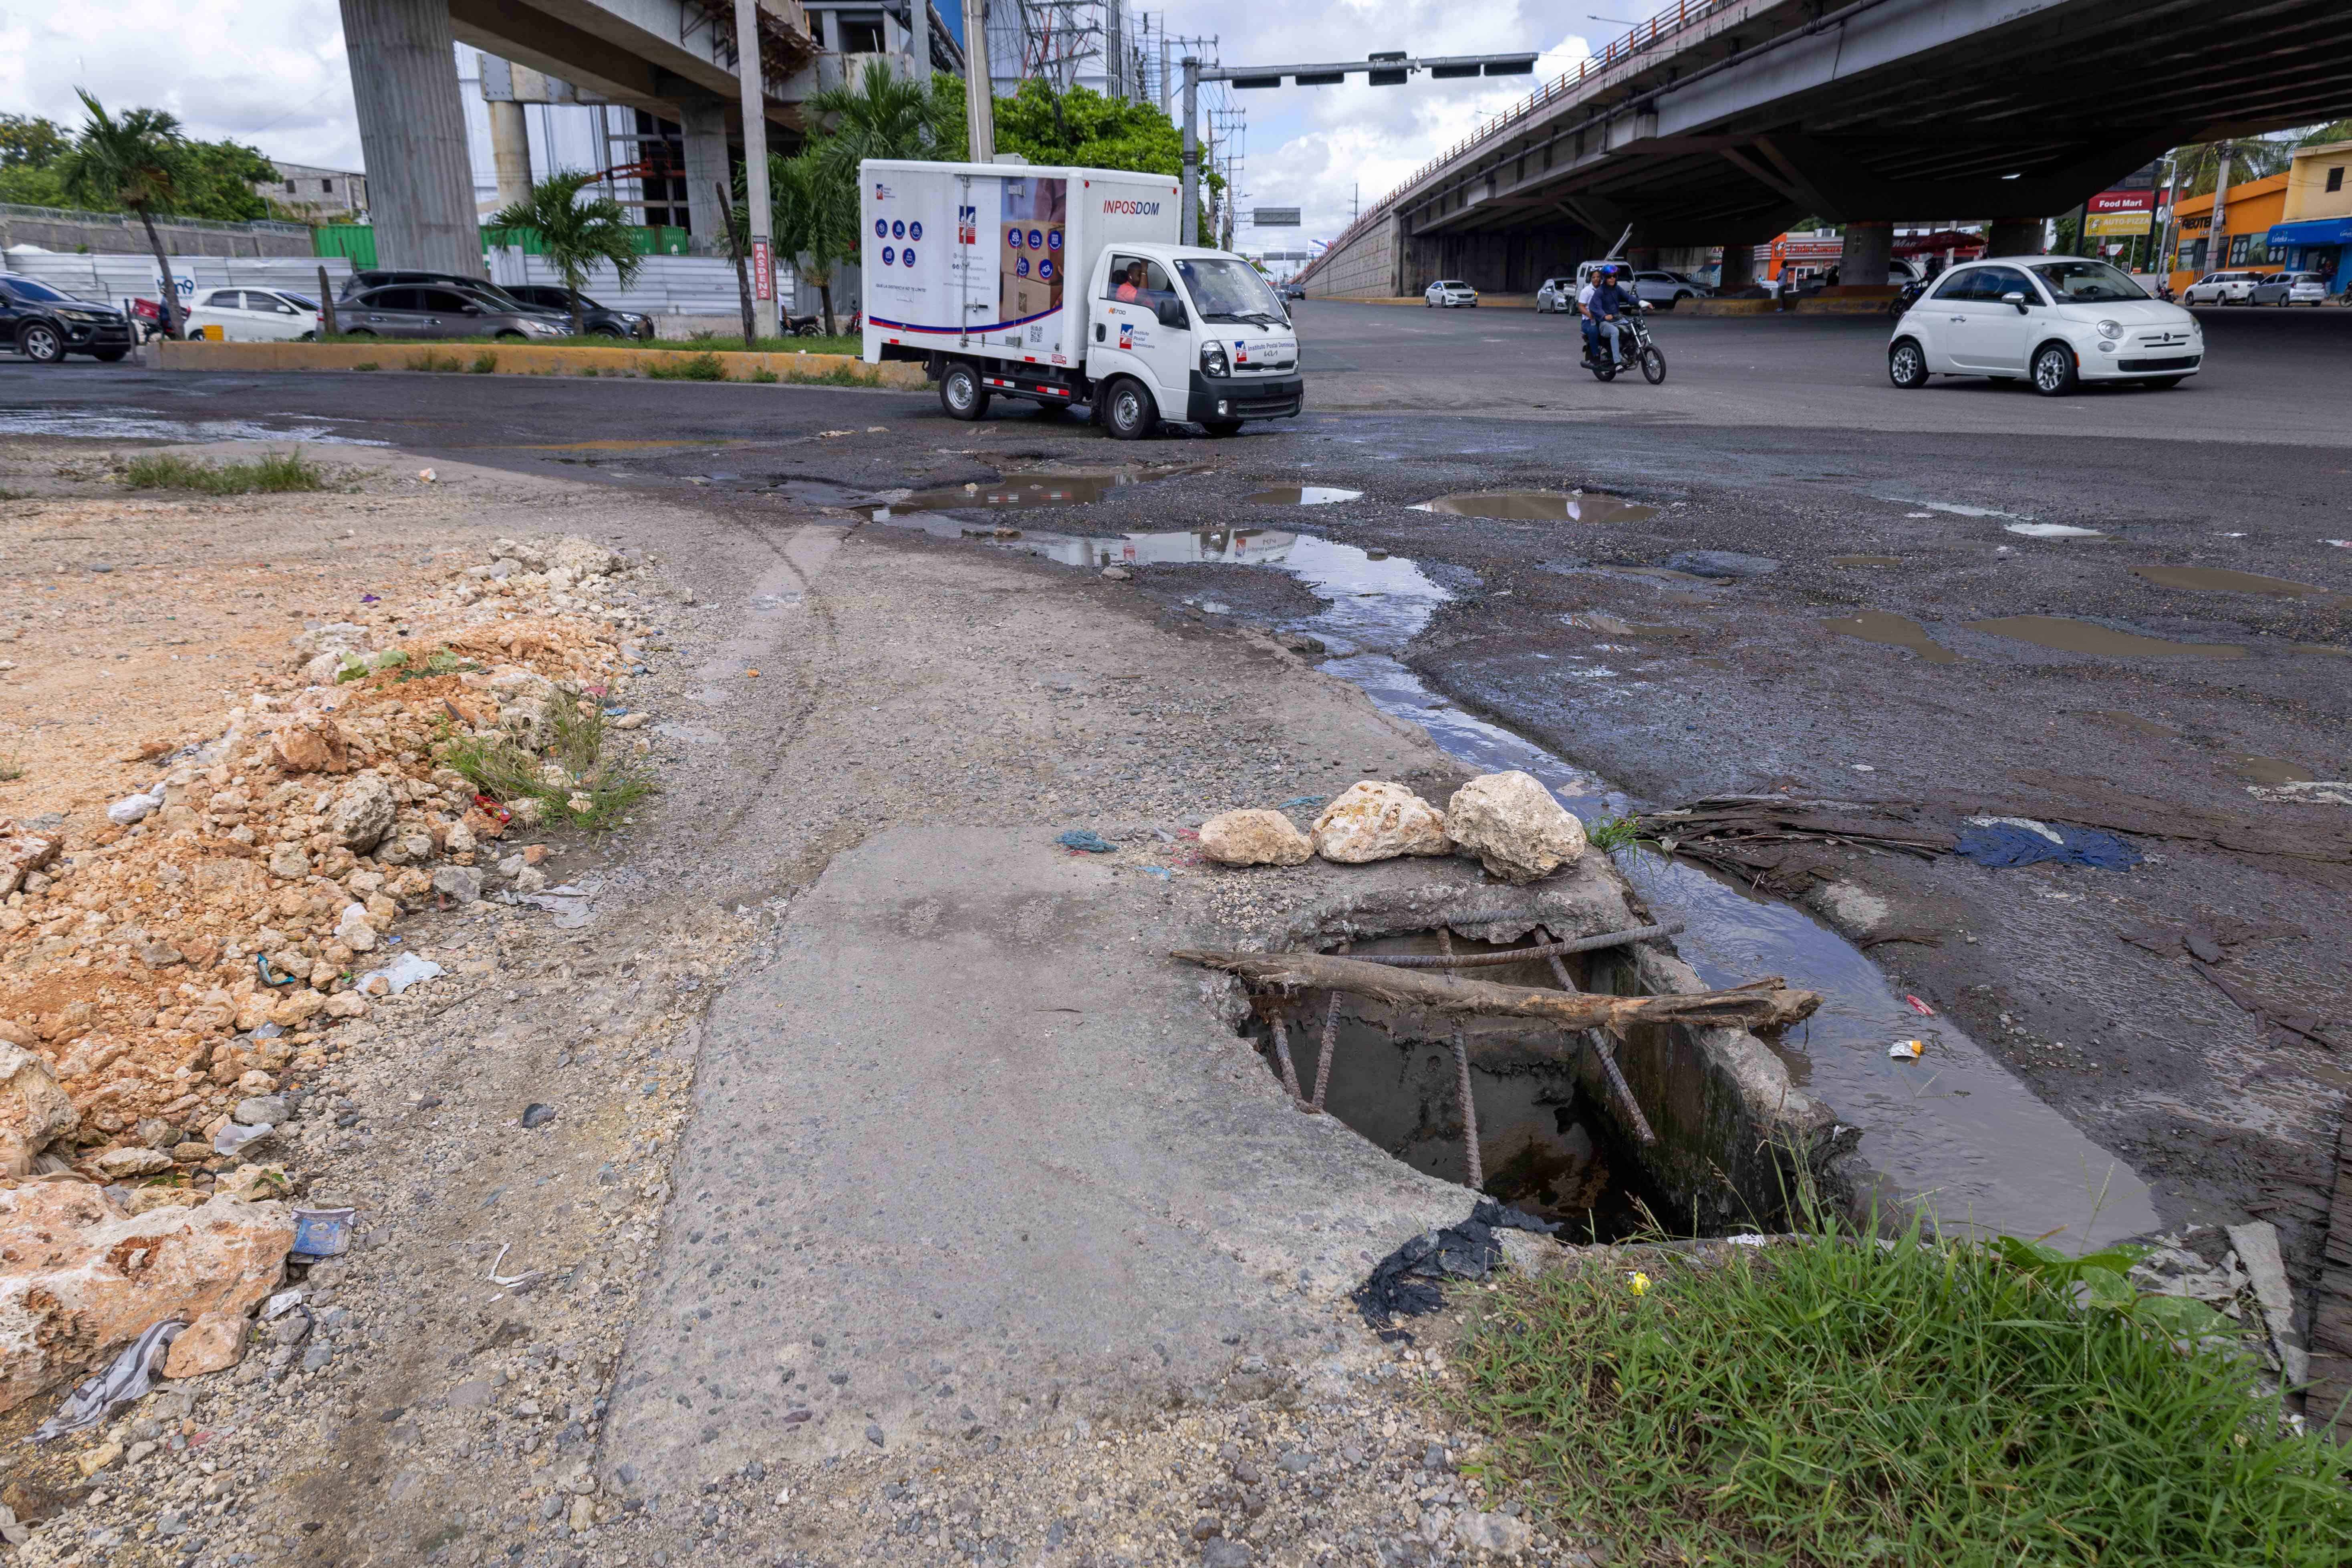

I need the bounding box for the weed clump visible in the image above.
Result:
[119,449,328,495]
[440,685,650,832]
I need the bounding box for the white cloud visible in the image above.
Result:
[2,0,362,170]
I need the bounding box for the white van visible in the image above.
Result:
[859,158,1301,438]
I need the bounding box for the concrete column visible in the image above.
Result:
[338,0,484,277]
[1716,242,1757,292]
[679,101,732,248]
[1986,218,2043,258]
[487,100,532,210]
[1834,220,1893,290]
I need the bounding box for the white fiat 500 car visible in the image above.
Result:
[1424,279,1477,307]
[1887,257,2203,396]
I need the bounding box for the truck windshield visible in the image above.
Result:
[2027,260,2147,302]
[1175,258,1286,325]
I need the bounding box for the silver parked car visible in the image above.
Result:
[337,285,574,341]
[2249,270,2329,306]
[1534,276,1578,313]
[1628,269,1713,306]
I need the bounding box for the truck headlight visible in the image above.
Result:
[1199,343,1229,378]
[2096,319,2123,340]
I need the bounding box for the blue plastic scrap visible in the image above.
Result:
[1955,821,2142,871]
[1056,829,1117,854]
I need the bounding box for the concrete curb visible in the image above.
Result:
[155,339,931,389]
[1682,297,1779,317]
[1307,295,1541,309]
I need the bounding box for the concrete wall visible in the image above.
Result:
[1303,213,1402,300]
[1402,226,1595,295]
[0,205,315,259]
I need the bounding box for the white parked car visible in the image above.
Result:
[1887,256,2202,396]
[2180,270,2263,305]
[1424,279,1477,308]
[1534,276,1578,313]
[183,287,322,341]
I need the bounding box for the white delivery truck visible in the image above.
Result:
[859,158,1302,438]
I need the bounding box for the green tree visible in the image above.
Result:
[489,172,645,335]
[928,74,1222,241]
[767,149,856,335]
[177,139,278,222]
[2295,118,2352,149]
[0,113,70,169]
[54,89,195,336]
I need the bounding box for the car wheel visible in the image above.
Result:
[19,322,64,364]
[1201,419,1243,437]
[1887,339,1929,389]
[2031,342,2078,397]
[1102,377,1158,440]
[938,360,990,421]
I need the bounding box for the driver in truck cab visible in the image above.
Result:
[1114,262,1147,303]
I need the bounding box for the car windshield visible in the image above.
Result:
[5,277,77,303]
[1177,257,1286,324]
[2028,260,2147,302]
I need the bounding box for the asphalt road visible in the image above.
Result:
[4,307,2345,1284]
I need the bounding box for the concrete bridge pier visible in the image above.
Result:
[1986,218,2046,258]
[339,0,486,277]
[679,101,734,252]
[1717,244,1758,292]
[1836,220,1893,290]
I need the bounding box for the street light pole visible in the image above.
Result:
[734,0,776,337]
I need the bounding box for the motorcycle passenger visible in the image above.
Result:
[1582,265,1634,367]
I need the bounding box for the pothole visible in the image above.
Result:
[1246,485,1363,505]
[1411,490,1658,524]
[1820,610,1959,664]
[1962,615,2247,659]
[892,462,1209,513]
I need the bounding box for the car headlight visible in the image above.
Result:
[58,308,100,322]
[2096,319,2123,340]
[1199,342,1229,378]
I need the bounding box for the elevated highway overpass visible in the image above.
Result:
[1301,0,2352,299]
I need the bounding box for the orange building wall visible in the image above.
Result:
[2167,171,2288,294]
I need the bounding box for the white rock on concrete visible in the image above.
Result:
[1444,771,1588,884]
[1310,782,1451,863]
[1198,810,1313,867]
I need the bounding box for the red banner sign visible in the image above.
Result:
[752,237,774,301]
[2087,189,2155,216]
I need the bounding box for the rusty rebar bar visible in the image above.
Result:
[1310,940,1346,1113]
[1440,927,1483,1189]
[1269,1013,1304,1102]
[1538,924,1659,1147]
[1341,920,1684,969]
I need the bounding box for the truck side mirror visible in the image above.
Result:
[1155,298,1188,330]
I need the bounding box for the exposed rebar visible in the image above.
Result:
[1440,927,1483,1189]
[1310,940,1347,1112]
[1269,1013,1304,1102]
[1538,925,1659,1147]
[1341,920,1684,969]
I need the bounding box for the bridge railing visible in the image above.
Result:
[1300,0,1735,280]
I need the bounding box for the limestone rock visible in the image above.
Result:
[266,842,312,880]
[431,865,484,904]
[0,1186,294,1413]
[162,1310,249,1379]
[92,1146,175,1179]
[1445,771,1588,885]
[268,990,326,1028]
[0,1046,79,1176]
[546,537,621,579]
[1311,782,1451,863]
[1455,1510,1533,1557]
[1199,810,1313,868]
[324,992,367,1019]
[332,902,377,953]
[271,715,353,776]
[0,821,61,898]
[325,774,397,853]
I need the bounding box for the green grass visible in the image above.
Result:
[1452,1205,2351,1567]
[406,349,465,374]
[352,361,378,372]
[119,449,329,495]
[749,369,780,384]
[645,351,725,381]
[440,685,651,832]
[0,754,23,782]
[468,349,498,374]
[1582,813,1644,855]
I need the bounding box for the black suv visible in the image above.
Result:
[0,275,136,363]
[498,284,655,339]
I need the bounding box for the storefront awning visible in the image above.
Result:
[2266,217,2352,246]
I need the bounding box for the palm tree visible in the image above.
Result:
[805,59,941,188]
[769,150,855,335]
[489,172,644,335]
[54,89,191,338]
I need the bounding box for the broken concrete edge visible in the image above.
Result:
[1203,855,1851,1236]
[153,339,927,389]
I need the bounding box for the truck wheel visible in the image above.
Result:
[938,361,990,421]
[1102,377,1158,440]
[1200,419,1243,437]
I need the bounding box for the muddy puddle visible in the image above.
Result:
[1413,490,1658,524]
[1964,615,2246,659]
[1246,485,1363,505]
[2081,710,2179,738]
[0,407,389,445]
[2237,755,2315,785]
[2132,566,2328,597]
[879,510,2160,1242]
[895,463,1207,512]
[1820,611,1959,665]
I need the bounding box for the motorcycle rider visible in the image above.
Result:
[1581,264,1634,368]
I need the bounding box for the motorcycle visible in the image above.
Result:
[1585,300,1666,384]
[784,312,823,337]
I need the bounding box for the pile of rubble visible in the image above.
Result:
[1197,773,1591,884]
[0,535,655,1415]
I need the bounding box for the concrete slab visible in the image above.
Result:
[600,827,1470,1495]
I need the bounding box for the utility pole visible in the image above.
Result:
[734,0,776,336]
[1105,0,1122,102]
[1180,56,1199,244]
[2205,141,2235,276]
[963,0,995,160]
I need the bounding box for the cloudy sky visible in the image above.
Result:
[1,0,1643,240]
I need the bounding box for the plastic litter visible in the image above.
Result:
[1352,1200,1559,1328]
[1955,817,2141,870]
[106,784,167,826]
[508,885,594,927]
[261,1288,305,1321]
[256,953,300,987]
[1905,995,1936,1017]
[2247,780,2352,807]
[1056,829,1117,854]
[485,1242,542,1290]
[1725,1233,1770,1248]
[1141,865,1173,881]
[290,1205,355,1260]
[33,1318,184,1441]
[213,1120,276,1157]
[357,953,444,996]
[1888,1039,1926,1060]
[1276,795,1319,808]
